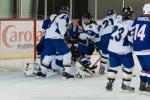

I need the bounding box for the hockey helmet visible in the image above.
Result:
[59,5,70,15]
[81,12,93,25]
[143,3,150,14]
[107,9,116,16]
[122,6,134,19]
[49,14,57,21]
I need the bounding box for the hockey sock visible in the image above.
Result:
[100,55,108,69]
[140,71,148,83]
[64,65,73,75]
[146,71,150,85]
[122,79,131,86]
[107,67,118,79]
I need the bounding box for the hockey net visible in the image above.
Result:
[0,18,44,73]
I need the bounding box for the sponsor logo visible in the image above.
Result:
[2,25,32,47]
[1,24,44,48]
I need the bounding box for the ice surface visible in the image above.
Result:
[0,55,149,100]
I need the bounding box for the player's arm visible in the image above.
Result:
[57,19,67,35]
[57,15,72,36]
[128,22,136,44]
[42,19,51,30]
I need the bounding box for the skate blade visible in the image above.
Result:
[46,72,57,77]
[138,91,147,95]
[105,88,113,92]
[24,74,36,77]
[121,89,135,93]
[62,76,75,80]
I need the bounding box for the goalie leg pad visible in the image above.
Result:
[75,67,92,78]
[63,52,72,67]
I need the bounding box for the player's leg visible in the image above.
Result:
[78,44,91,68]
[77,44,96,74]
[106,53,120,91]
[120,53,135,91]
[99,51,109,75]
[137,55,150,92]
[85,43,96,66]
[39,39,56,77]
[53,39,74,79]
[36,36,45,55]
[97,35,110,75]
[70,44,94,77]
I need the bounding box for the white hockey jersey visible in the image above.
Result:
[45,14,72,39]
[108,19,133,54]
[97,14,117,36]
[79,23,100,43]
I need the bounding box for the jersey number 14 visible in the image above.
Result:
[134,24,146,41]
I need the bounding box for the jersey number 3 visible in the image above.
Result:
[112,26,124,42]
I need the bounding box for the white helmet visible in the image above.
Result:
[50,14,57,21]
[143,3,150,14]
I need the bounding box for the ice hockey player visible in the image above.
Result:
[77,12,101,72]
[26,13,71,77]
[36,14,57,54]
[97,9,116,75]
[40,5,74,79]
[65,13,97,77]
[129,3,150,93]
[106,6,135,92]
[25,14,61,77]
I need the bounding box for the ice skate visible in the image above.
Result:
[106,79,114,91]
[62,72,74,79]
[139,81,147,92]
[121,83,135,92]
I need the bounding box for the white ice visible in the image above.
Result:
[0,55,149,100]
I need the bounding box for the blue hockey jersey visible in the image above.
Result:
[130,16,150,55]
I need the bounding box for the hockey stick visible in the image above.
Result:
[90,56,101,69]
[75,57,98,75]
